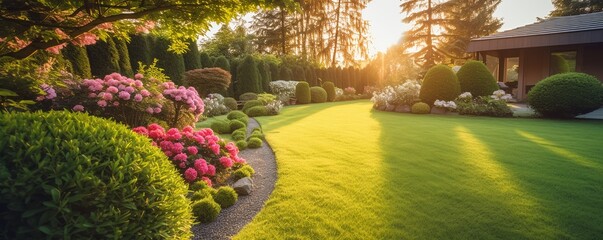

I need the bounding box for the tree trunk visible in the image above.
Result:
[331,0,342,67]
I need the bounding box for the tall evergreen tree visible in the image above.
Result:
[127,34,152,72]
[269,61,280,80]
[152,37,185,84]
[236,55,261,95]
[113,37,134,76]
[87,38,120,77]
[257,59,272,92]
[183,40,202,70]
[400,0,444,71]
[63,44,91,78]
[199,52,212,69]
[550,0,603,16]
[214,56,231,72]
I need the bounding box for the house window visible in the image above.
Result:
[485,55,499,82]
[550,51,577,74]
[504,57,519,88]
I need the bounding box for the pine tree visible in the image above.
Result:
[400,0,444,71]
[152,37,186,84]
[127,34,151,73]
[87,38,120,77]
[236,55,261,95]
[214,56,231,72]
[63,44,92,78]
[183,40,202,70]
[550,0,603,16]
[269,61,280,80]
[257,59,272,92]
[199,52,212,69]
[113,37,134,77]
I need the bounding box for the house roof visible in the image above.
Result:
[468,12,603,52]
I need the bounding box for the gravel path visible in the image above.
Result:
[192,118,277,240]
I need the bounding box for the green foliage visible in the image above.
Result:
[232,130,247,141]
[456,60,499,97]
[113,37,134,77]
[269,61,280,80]
[528,72,603,118]
[211,120,232,134]
[214,56,231,72]
[233,168,252,180]
[183,68,231,97]
[280,66,293,80]
[62,44,91,78]
[127,34,152,73]
[258,60,272,92]
[249,128,264,139]
[411,102,431,114]
[242,100,264,113]
[456,97,513,117]
[246,106,269,117]
[419,65,461,105]
[200,52,212,69]
[0,111,193,239]
[236,140,248,150]
[293,65,306,81]
[247,137,263,148]
[183,40,202,71]
[190,189,213,201]
[87,38,120,77]
[224,97,238,110]
[258,93,277,105]
[550,54,570,75]
[240,165,256,176]
[190,180,209,191]
[153,37,186,84]
[239,92,258,101]
[237,55,261,95]
[310,86,327,103]
[192,198,221,223]
[213,187,238,208]
[227,110,248,120]
[230,119,246,132]
[295,81,311,104]
[322,81,336,102]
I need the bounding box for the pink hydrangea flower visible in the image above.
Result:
[106,86,119,94]
[97,100,107,107]
[113,101,120,107]
[153,107,161,113]
[202,177,212,187]
[166,128,182,141]
[172,143,184,153]
[146,107,154,114]
[134,73,144,79]
[140,90,151,97]
[118,91,131,100]
[184,168,197,182]
[72,105,85,112]
[219,157,233,168]
[134,94,143,102]
[209,143,220,155]
[207,164,216,176]
[194,159,208,174]
[132,126,148,136]
[188,146,198,155]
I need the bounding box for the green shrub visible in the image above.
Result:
[295,81,311,104]
[232,132,247,141]
[457,60,499,97]
[127,34,152,72]
[214,56,231,72]
[0,111,193,239]
[87,38,120,77]
[528,73,603,118]
[63,44,91,78]
[236,140,248,150]
[113,37,134,77]
[237,55,261,95]
[322,81,336,102]
[211,120,232,134]
[280,65,293,80]
[269,61,280,80]
[411,102,431,114]
[213,187,238,209]
[247,106,268,117]
[192,198,221,223]
[419,65,460,105]
[152,37,185,84]
[190,180,209,191]
[190,189,213,201]
[233,168,252,180]
[247,137,263,148]
[456,96,513,117]
[250,128,264,139]
[242,100,264,113]
[199,52,212,69]
[227,110,248,120]
[240,165,256,176]
[310,86,328,103]
[183,40,202,71]
[224,97,238,110]
[183,68,231,97]
[258,93,277,105]
[239,92,258,101]
[230,119,246,132]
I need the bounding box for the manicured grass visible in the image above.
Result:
[234,100,603,239]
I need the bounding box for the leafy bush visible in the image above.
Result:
[183,40,202,71]
[214,56,231,72]
[227,110,248,120]
[133,124,247,186]
[232,131,247,141]
[190,180,209,191]
[455,93,513,117]
[322,81,336,102]
[113,37,134,77]
[210,120,231,134]
[371,80,421,109]
[456,60,499,97]
[87,38,120,77]
[230,119,246,132]
[224,97,238,110]
[528,73,603,118]
[239,92,258,101]
[127,34,152,73]
[247,137,263,148]
[213,187,238,208]
[258,93,277,105]
[192,198,221,223]
[266,100,284,115]
[247,106,268,117]
[411,102,431,114]
[199,52,213,69]
[269,80,298,103]
[310,86,328,103]
[250,128,264,139]
[236,140,248,150]
[237,55,261,95]
[0,111,193,239]
[239,165,256,176]
[183,68,232,97]
[295,81,311,104]
[242,100,263,113]
[63,44,92,78]
[202,93,230,117]
[419,65,460,105]
[233,168,252,180]
[190,189,213,201]
[152,37,185,84]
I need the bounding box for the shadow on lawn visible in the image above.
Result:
[370,110,603,239]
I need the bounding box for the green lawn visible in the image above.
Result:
[234,100,603,239]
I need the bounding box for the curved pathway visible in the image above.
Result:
[192,118,277,240]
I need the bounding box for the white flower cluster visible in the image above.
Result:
[265,100,284,115]
[434,100,457,110]
[491,90,513,102]
[370,80,421,107]
[335,87,344,98]
[458,92,473,99]
[269,80,298,102]
[202,93,229,117]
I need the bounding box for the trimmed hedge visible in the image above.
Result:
[199,52,212,69]
[295,81,311,104]
[183,68,231,97]
[419,64,460,105]
[152,37,185,84]
[528,72,603,118]
[411,102,431,114]
[192,198,221,223]
[0,111,193,239]
[310,86,327,103]
[63,44,91,78]
[213,187,238,209]
[457,60,499,97]
[87,38,120,77]
[322,81,336,102]
[214,56,231,72]
[246,106,268,117]
[239,92,258,101]
[258,60,272,92]
[224,97,238,110]
[237,55,261,95]
[113,37,134,77]
[127,34,152,72]
[242,100,263,114]
[183,40,202,71]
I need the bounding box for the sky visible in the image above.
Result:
[363,0,555,56]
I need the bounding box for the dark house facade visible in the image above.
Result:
[467,12,603,100]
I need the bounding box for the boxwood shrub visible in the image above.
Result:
[457,60,499,97]
[229,119,246,132]
[528,72,603,118]
[247,137,263,148]
[224,97,238,110]
[322,81,336,102]
[210,120,232,134]
[192,198,221,223]
[310,86,328,103]
[247,106,269,117]
[411,102,431,114]
[0,111,194,239]
[242,100,263,114]
[295,81,311,104]
[213,187,238,209]
[419,65,460,105]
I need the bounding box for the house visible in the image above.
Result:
[467,12,603,100]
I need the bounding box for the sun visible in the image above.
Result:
[363,0,410,56]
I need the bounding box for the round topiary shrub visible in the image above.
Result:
[183,68,232,97]
[227,110,248,120]
[246,106,268,117]
[310,86,328,103]
[322,81,336,102]
[213,187,238,209]
[192,198,221,223]
[528,72,603,118]
[295,81,311,104]
[419,65,461,105]
[190,180,209,191]
[240,165,256,176]
[457,60,499,97]
[247,137,263,148]
[411,102,431,114]
[0,111,193,239]
[211,120,232,134]
[233,168,252,180]
[190,189,213,201]
[236,140,248,150]
[242,100,263,114]
[239,92,258,101]
[224,97,238,110]
[230,119,246,132]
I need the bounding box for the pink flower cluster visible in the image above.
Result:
[77,72,161,111]
[162,82,205,119]
[344,87,357,95]
[133,124,247,186]
[135,20,156,34]
[36,84,57,101]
